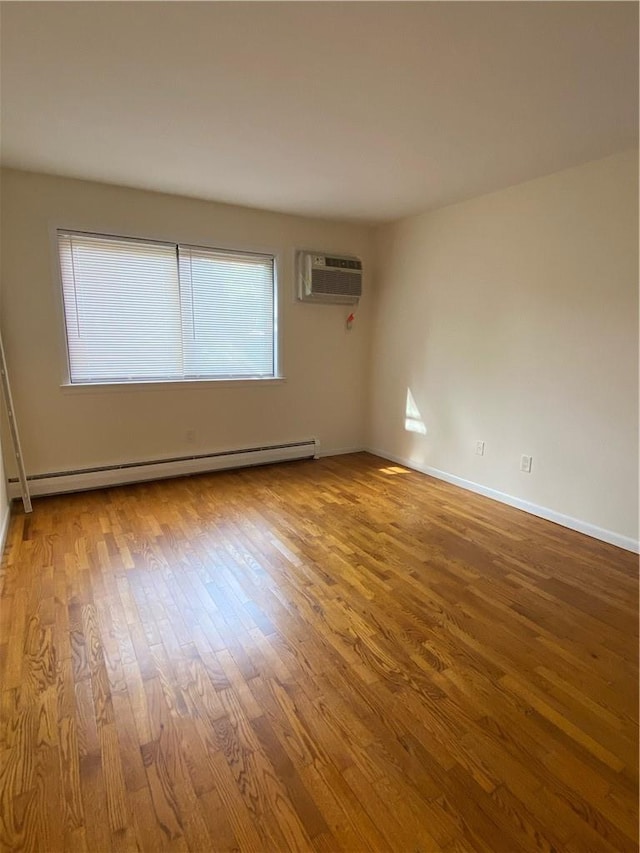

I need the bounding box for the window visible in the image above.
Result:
[57,230,277,384]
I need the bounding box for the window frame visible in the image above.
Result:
[50,224,284,389]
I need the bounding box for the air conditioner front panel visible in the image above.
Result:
[298,251,362,304]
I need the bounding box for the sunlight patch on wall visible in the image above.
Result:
[405,388,426,435]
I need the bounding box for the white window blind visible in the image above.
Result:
[178,246,274,378]
[58,230,276,384]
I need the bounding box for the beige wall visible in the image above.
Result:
[369,150,639,544]
[2,154,637,548]
[0,169,373,476]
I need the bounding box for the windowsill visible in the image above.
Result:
[60,376,287,394]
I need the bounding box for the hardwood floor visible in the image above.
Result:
[0,452,637,852]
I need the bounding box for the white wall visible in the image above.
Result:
[0,169,373,477]
[369,150,639,547]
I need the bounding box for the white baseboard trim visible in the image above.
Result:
[317,446,365,458]
[366,447,640,554]
[0,502,11,558]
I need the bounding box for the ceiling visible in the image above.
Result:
[1,2,637,224]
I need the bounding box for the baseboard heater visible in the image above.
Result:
[7,438,320,499]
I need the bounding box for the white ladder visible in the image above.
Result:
[0,335,31,513]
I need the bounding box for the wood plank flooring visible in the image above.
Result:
[0,452,637,852]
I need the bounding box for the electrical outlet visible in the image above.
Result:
[475,440,485,456]
[520,455,532,473]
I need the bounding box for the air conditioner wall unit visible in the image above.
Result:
[297,251,362,304]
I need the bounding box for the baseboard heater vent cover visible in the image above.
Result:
[8,438,320,498]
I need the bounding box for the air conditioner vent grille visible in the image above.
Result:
[311,268,362,298]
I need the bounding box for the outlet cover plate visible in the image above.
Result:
[520,454,532,473]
